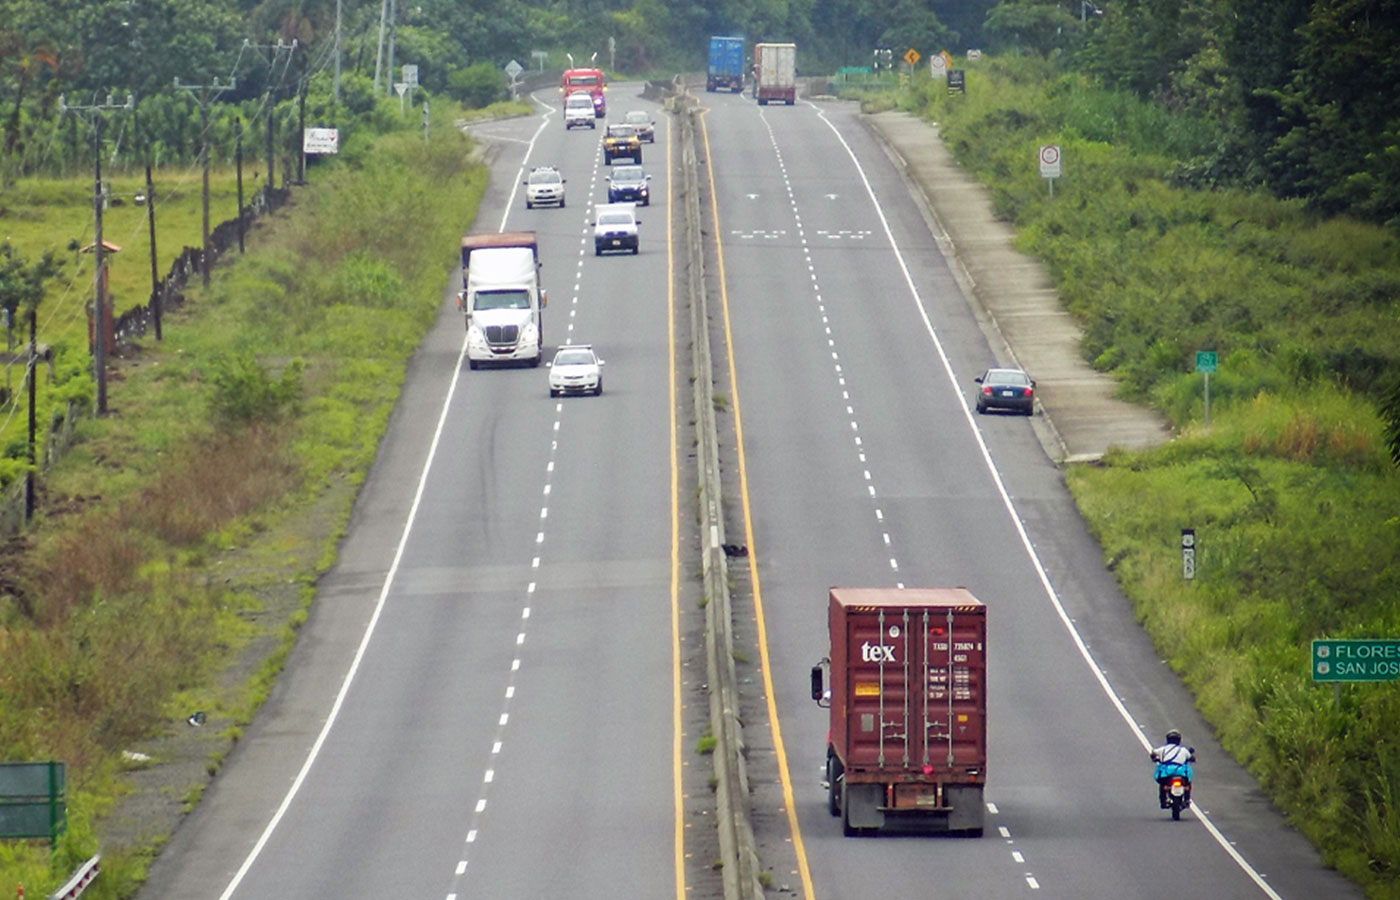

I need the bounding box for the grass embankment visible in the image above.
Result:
[0,98,486,896]
[0,170,248,485]
[898,58,1400,896]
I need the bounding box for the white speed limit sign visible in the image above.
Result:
[1039,144,1061,178]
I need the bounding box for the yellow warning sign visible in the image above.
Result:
[903,48,921,67]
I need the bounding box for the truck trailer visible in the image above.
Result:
[811,587,987,836]
[753,42,796,105]
[707,36,745,93]
[459,232,547,369]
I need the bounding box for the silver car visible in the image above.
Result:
[524,166,566,209]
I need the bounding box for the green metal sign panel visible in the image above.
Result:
[1312,639,1400,682]
[1195,351,1218,373]
[0,760,66,841]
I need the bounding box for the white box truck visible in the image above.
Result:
[754,42,796,105]
[459,232,547,369]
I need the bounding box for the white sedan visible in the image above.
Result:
[548,344,604,396]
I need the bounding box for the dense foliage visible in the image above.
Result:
[4,1,1396,224]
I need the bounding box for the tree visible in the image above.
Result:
[446,63,505,109]
[0,243,60,323]
[985,1,1081,58]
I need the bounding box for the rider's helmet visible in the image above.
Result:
[1164,729,1182,745]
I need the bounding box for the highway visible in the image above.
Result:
[137,86,691,900]
[693,89,1361,899]
[132,82,1361,900]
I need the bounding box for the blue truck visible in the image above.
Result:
[707,36,745,93]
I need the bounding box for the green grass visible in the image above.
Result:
[0,97,485,896]
[903,55,1400,898]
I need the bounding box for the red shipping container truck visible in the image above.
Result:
[811,588,987,836]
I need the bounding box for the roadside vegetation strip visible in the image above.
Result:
[0,99,485,896]
[893,58,1400,895]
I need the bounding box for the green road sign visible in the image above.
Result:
[1312,639,1400,682]
[1195,351,1218,373]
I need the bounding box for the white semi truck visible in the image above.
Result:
[459,232,547,369]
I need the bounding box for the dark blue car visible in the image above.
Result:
[607,165,651,206]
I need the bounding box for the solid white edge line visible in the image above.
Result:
[809,102,1283,900]
[219,100,558,900]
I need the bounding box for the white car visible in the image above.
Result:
[564,93,596,129]
[524,166,565,209]
[593,203,640,255]
[548,344,604,396]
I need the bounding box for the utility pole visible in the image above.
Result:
[333,0,343,107]
[235,117,245,252]
[173,76,235,287]
[59,92,133,416]
[25,307,35,521]
[240,39,297,205]
[145,162,161,340]
[386,0,397,95]
[374,0,389,93]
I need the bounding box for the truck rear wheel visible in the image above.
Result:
[826,753,843,817]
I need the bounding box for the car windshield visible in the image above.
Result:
[625,112,648,124]
[554,349,594,366]
[531,171,561,184]
[598,213,633,226]
[613,167,644,184]
[567,96,592,108]
[472,289,531,311]
[988,369,1030,385]
[567,75,599,86]
[608,126,634,137]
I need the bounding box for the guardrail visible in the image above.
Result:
[48,855,99,900]
[678,92,765,900]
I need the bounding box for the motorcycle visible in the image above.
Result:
[1159,773,1192,820]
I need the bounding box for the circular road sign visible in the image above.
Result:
[1040,144,1060,166]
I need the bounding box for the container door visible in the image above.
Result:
[843,608,915,769]
[919,610,986,773]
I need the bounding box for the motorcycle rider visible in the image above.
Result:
[1150,729,1196,809]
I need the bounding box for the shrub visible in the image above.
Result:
[447,63,506,109]
[207,350,304,424]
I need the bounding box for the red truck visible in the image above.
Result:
[561,67,606,117]
[811,588,987,836]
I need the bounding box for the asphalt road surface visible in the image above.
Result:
[695,89,1361,900]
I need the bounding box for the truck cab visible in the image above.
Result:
[459,232,548,368]
[561,68,606,117]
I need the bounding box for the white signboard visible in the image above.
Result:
[504,59,524,79]
[303,127,340,155]
[401,64,418,86]
[929,54,947,79]
[1039,144,1062,178]
[394,82,409,98]
[967,49,983,60]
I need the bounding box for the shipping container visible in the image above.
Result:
[754,42,796,106]
[707,36,746,93]
[812,587,987,836]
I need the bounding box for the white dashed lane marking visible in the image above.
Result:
[443,104,612,900]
